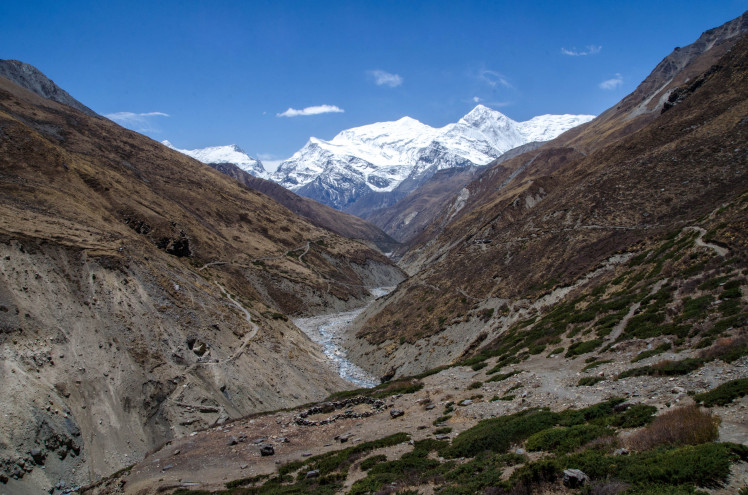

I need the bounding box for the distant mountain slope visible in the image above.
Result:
[164,141,269,179]
[365,142,544,243]
[207,161,400,252]
[0,69,403,493]
[345,13,748,380]
[0,59,98,117]
[271,106,594,214]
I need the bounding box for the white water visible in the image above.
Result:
[294,287,392,388]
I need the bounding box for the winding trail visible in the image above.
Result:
[214,282,260,362]
[688,226,729,257]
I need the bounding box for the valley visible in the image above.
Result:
[0,8,747,495]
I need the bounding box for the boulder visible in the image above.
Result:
[390,409,404,419]
[260,444,275,456]
[563,469,589,488]
[305,470,320,479]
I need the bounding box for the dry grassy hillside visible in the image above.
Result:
[0,73,403,494]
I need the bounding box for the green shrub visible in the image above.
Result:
[468,381,483,390]
[608,404,657,428]
[471,361,488,371]
[486,370,520,382]
[526,424,613,454]
[445,409,558,458]
[578,376,604,386]
[693,378,748,407]
[618,358,704,379]
[359,454,387,471]
[632,343,672,363]
[566,339,604,357]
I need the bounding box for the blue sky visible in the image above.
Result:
[1,1,745,169]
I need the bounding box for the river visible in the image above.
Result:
[293,287,392,388]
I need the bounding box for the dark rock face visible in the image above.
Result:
[0,60,98,117]
[259,444,274,456]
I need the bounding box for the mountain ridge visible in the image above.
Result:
[270,106,594,213]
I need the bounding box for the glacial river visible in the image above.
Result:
[293,287,392,388]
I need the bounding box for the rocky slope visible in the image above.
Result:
[271,107,594,214]
[205,161,399,252]
[345,12,748,379]
[0,59,98,117]
[365,142,544,243]
[0,70,404,494]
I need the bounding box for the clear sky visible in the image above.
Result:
[1,1,745,169]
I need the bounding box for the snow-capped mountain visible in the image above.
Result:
[162,141,268,179]
[271,105,594,212]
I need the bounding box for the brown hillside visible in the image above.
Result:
[347,20,748,379]
[0,72,403,493]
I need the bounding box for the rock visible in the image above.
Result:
[614,448,629,456]
[435,435,450,440]
[563,469,589,488]
[260,444,275,456]
[425,404,436,410]
[339,435,349,443]
[30,447,45,464]
[240,464,248,470]
[227,436,239,446]
[253,437,267,444]
[305,470,320,479]
[276,437,289,443]
[302,452,312,457]
[173,449,181,456]
[390,409,404,419]
[162,464,174,471]
[515,448,525,455]
[459,400,472,406]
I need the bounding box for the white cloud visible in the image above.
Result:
[473,96,482,103]
[561,45,602,56]
[368,70,403,87]
[105,111,169,132]
[276,105,344,117]
[480,70,513,89]
[599,73,623,90]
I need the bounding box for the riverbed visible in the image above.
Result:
[293,287,392,388]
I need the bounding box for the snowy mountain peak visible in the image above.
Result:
[271,107,596,212]
[162,140,268,179]
[460,104,511,126]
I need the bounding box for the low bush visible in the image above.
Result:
[608,404,657,429]
[632,343,672,363]
[566,339,604,357]
[578,376,605,386]
[359,454,387,471]
[693,378,748,407]
[525,424,613,454]
[445,409,558,458]
[618,358,704,379]
[626,405,719,451]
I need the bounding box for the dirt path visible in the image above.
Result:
[689,226,729,257]
[215,282,260,362]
